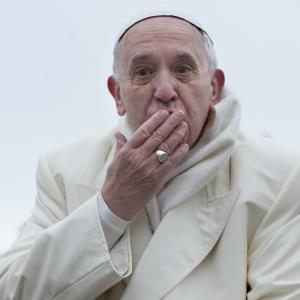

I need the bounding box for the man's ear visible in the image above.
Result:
[107,75,126,116]
[210,69,225,105]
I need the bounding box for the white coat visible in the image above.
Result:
[1,130,300,300]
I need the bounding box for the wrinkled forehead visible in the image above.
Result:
[121,17,203,52]
[115,14,213,46]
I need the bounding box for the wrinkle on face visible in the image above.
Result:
[117,17,210,80]
[112,16,215,147]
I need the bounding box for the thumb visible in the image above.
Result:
[114,132,127,153]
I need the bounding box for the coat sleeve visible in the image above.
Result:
[0,154,132,300]
[247,164,300,300]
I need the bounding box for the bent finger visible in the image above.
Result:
[128,110,169,149]
[141,110,185,154]
[158,122,188,155]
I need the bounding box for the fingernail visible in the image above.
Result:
[181,122,188,129]
[160,110,169,118]
[175,110,184,118]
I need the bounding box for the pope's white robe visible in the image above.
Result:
[1,129,300,299]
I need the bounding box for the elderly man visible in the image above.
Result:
[1,12,300,300]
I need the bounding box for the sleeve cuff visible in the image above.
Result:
[97,193,129,249]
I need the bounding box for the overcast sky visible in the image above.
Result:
[1,0,300,253]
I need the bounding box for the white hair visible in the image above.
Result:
[112,15,218,78]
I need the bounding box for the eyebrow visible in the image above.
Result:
[129,52,198,69]
[175,53,198,66]
[129,54,153,69]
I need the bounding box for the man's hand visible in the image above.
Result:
[101,110,189,221]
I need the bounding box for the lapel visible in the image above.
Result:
[121,174,240,300]
[122,209,153,285]
[74,135,240,300]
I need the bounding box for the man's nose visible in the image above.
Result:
[153,72,178,103]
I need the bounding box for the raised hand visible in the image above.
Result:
[101,110,189,220]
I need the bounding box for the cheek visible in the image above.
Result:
[184,86,211,117]
[122,84,153,105]
[189,99,211,132]
[181,84,212,144]
[121,86,153,129]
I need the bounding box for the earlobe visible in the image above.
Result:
[107,75,126,116]
[211,69,225,105]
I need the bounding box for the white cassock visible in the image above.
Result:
[1,92,300,300]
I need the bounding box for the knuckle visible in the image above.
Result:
[171,110,184,122]
[179,124,188,135]
[137,165,158,183]
[168,156,178,166]
[137,127,151,140]
[176,124,187,137]
[120,147,131,159]
[167,146,188,166]
[121,149,139,166]
[175,129,185,140]
[152,130,165,143]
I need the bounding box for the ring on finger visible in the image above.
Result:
[155,149,169,163]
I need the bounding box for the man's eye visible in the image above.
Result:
[134,67,153,77]
[174,65,193,74]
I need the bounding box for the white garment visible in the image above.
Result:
[1,106,300,299]
[119,91,241,230]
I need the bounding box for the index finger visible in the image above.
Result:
[127,110,169,149]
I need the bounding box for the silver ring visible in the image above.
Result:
[155,149,168,163]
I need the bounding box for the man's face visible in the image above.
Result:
[108,17,224,147]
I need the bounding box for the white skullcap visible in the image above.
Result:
[114,9,213,47]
